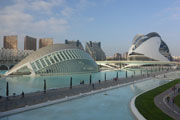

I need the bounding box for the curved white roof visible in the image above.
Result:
[128,32,172,61]
[6,44,93,76]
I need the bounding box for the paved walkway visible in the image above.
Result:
[154,83,180,120]
[0,70,175,115]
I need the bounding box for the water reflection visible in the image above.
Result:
[0,78,169,120]
[0,68,158,96]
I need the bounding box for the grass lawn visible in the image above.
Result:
[135,79,180,120]
[175,94,180,107]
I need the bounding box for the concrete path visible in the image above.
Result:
[154,84,180,120]
[0,70,175,117]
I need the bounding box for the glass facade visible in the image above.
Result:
[27,49,98,75]
[159,40,172,61]
[159,40,169,53]
[7,46,99,76]
[4,43,101,76]
[14,66,31,75]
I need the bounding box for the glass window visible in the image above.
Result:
[74,50,81,58]
[56,53,62,61]
[67,50,74,59]
[40,58,47,67]
[16,66,31,75]
[31,62,38,71]
[78,50,83,58]
[69,50,76,59]
[44,56,51,65]
[52,53,59,62]
[71,50,79,58]
[64,50,72,59]
[48,55,55,64]
[62,51,69,60]
[35,60,42,69]
[59,52,66,60]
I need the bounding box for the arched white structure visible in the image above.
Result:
[128,32,172,61]
[5,44,99,76]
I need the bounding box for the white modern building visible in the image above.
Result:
[0,48,34,70]
[128,32,172,61]
[0,48,33,61]
[5,44,99,76]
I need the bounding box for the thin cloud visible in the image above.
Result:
[0,0,96,49]
[158,1,180,21]
[61,7,74,17]
[29,0,65,14]
[0,0,69,36]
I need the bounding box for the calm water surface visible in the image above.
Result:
[0,68,155,96]
[0,78,169,120]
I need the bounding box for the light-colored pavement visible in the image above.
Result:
[154,84,180,120]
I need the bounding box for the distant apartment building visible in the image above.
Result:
[3,35,18,49]
[106,53,122,60]
[85,41,106,61]
[122,52,128,60]
[65,39,84,50]
[24,36,37,51]
[106,56,114,60]
[114,53,122,60]
[172,56,179,61]
[39,38,53,48]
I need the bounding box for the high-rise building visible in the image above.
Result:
[114,53,122,60]
[64,40,84,50]
[85,41,106,61]
[39,38,53,48]
[3,35,18,49]
[122,52,128,60]
[24,36,37,51]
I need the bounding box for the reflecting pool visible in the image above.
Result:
[0,68,156,96]
[0,78,170,120]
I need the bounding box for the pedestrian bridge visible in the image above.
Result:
[96,60,180,70]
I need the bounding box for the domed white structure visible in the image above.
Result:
[128,32,172,61]
[5,44,99,76]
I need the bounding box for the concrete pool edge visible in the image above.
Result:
[0,77,155,118]
[130,72,175,120]
[130,92,147,120]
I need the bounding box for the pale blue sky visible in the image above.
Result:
[0,0,180,56]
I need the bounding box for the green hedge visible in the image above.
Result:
[135,79,180,120]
